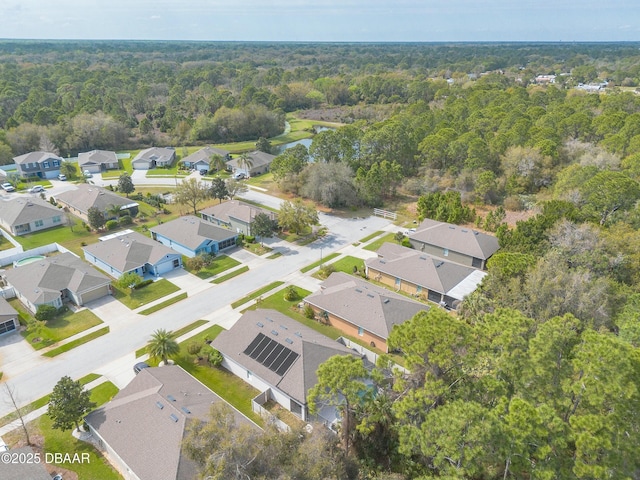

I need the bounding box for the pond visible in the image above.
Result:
[271,126,334,158]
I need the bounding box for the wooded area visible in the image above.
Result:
[3,40,640,479]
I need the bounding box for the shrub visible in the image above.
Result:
[304,304,315,319]
[208,349,223,367]
[283,285,299,301]
[119,214,132,226]
[105,220,118,230]
[318,263,336,279]
[394,231,405,242]
[35,304,58,322]
[245,235,256,244]
[187,342,202,356]
[135,279,154,289]
[504,195,524,211]
[401,237,413,248]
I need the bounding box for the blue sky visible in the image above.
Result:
[1,0,639,42]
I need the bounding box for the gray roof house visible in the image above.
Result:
[0,446,51,480]
[304,272,428,352]
[181,146,230,173]
[85,365,257,480]
[227,151,276,177]
[12,151,64,179]
[0,197,66,236]
[53,184,139,223]
[408,219,500,269]
[212,308,359,423]
[1,252,112,314]
[0,296,19,336]
[132,147,176,170]
[200,200,277,236]
[365,242,486,310]
[150,215,238,258]
[83,231,183,279]
[77,150,119,173]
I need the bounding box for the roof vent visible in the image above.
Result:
[280,324,288,330]
[155,401,164,410]
[257,322,264,328]
[473,231,479,235]
[436,261,444,268]
[167,395,176,402]
[379,260,386,264]
[271,330,279,336]
[181,406,191,415]
[461,229,468,232]
[266,317,273,322]
[355,288,363,293]
[169,414,179,423]
[419,256,427,260]
[383,298,390,304]
[449,226,455,229]
[285,338,293,344]
[294,332,302,338]
[367,293,375,298]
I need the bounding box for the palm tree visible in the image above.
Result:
[106,204,122,220]
[209,153,226,173]
[146,329,180,366]
[235,152,254,177]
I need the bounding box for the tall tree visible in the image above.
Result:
[209,176,228,203]
[278,199,319,234]
[225,178,248,199]
[251,212,277,245]
[255,136,272,154]
[146,329,180,365]
[47,376,96,432]
[2,383,32,445]
[59,160,77,179]
[87,206,106,231]
[117,172,135,198]
[209,153,226,173]
[175,177,208,214]
[235,152,254,176]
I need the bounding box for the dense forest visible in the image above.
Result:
[3,40,640,479]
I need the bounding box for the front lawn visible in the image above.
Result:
[111,279,180,309]
[243,242,272,256]
[314,255,366,279]
[13,224,97,256]
[211,265,249,284]
[230,281,284,309]
[363,232,397,251]
[11,300,104,351]
[300,252,340,273]
[184,254,241,279]
[43,327,110,357]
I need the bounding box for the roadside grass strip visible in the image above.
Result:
[211,265,249,284]
[230,281,285,309]
[135,319,208,358]
[43,327,110,357]
[359,230,384,243]
[300,252,340,273]
[138,292,188,315]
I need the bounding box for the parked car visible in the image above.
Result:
[57,174,67,181]
[199,169,207,176]
[134,362,150,374]
[83,170,93,178]
[232,171,246,180]
[1,182,15,192]
[29,185,45,193]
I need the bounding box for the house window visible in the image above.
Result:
[395,277,401,287]
[34,220,44,227]
[417,285,422,294]
[290,400,303,416]
[173,259,180,268]
[443,248,449,256]
[0,319,16,335]
[472,257,483,269]
[358,326,364,336]
[52,160,60,167]
[53,216,61,224]
[43,161,50,168]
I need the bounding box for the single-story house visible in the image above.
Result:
[226,151,275,177]
[150,215,238,258]
[53,184,139,223]
[408,218,499,269]
[77,150,119,173]
[85,365,257,480]
[365,242,487,310]
[12,151,64,179]
[132,147,176,170]
[200,200,277,236]
[83,231,183,279]
[0,197,66,236]
[211,308,359,423]
[304,272,428,352]
[0,296,19,336]
[181,146,230,173]
[1,252,112,314]
[1,446,51,479]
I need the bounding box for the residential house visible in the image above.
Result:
[1,446,51,479]
[150,215,238,258]
[304,272,428,352]
[78,150,119,174]
[85,365,257,480]
[408,218,499,269]
[54,184,139,223]
[226,151,275,177]
[131,147,176,170]
[181,146,230,173]
[12,151,64,179]
[0,296,19,336]
[0,197,66,236]
[211,308,359,423]
[83,231,182,279]
[365,242,486,310]
[200,200,277,236]
[1,252,112,314]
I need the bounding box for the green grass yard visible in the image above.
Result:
[230,281,284,309]
[43,327,110,357]
[211,265,249,284]
[184,254,241,279]
[111,279,180,309]
[363,232,397,251]
[300,252,340,273]
[138,293,188,315]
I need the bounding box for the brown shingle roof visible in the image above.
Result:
[181,146,229,165]
[410,219,499,260]
[77,149,118,167]
[305,272,428,340]
[200,200,276,225]
[150,215,236,250]
[0,197,62,228]
[54,184,138,215]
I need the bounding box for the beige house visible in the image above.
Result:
[78,150,119,173]
[0,197,66,236]
[304,272,428,352]
[53,184,139,223]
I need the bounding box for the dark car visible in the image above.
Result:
[133,362,150,374]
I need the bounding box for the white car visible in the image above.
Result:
[1,182,15,192]
[57,174,67,181]
[232,172,246,180]
[29,185,45,193]
[83,170,93,178]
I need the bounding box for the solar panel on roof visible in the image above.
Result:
[243,333,299,377]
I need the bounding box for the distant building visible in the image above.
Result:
[12,151,64,179]
[181,146,230,173]
[132,147,176,170]
[200,200,277,236]
[0,197,66,236]
[54,184,139,223]
[78,150,119,173]
[226,151,276,177]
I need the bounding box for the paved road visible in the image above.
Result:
[0,173,393,417]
